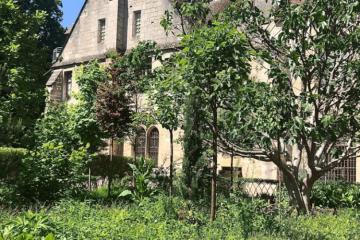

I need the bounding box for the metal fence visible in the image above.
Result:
[218,177,281,199]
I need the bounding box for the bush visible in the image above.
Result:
[16,143,90,201]
[0,147,27,180]
[311,181,360,209]
[88,154,132,178]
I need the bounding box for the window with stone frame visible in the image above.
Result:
[148,128,159,164]
[63,71,72,100]
[98,18,106,43]
[135,128,146,157]
[133,11,141,38]
[323,144,357,183]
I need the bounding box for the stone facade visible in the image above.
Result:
[46,0,359,183]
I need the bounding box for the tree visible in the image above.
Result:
[218,0,360,214]
[161,0,211,35]
[95,73,133,197]
[162,1,215,199]
[34,103,81,152]
[71,60,107,152]
[0,0,64,148]
[148,55,184,195]
[16,0,65,55]
[112,41,160,159]
[178,22,251,220]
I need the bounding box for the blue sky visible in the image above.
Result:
[61,0,85,28]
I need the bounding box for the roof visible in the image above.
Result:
[51,0,89,68]
[46,69,62,86]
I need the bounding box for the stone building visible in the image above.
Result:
[46,0,359,184]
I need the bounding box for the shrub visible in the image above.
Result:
[120,157,162,201]
[16,143,90,201]
[34,104,81,152]
[311,181,360,209]
[88,154,132,178]
[0,147,27,180]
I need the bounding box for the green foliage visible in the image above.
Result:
[275,212,360,240]
[163,0,211,34]
[120,157,159,202]
[0,147,27,180]
[16,0,65,58]
[35,103,81,151]
[0,211,55,240]
[88,154,132,179]
[2,198,359,239]
[180,22,250,107]
[311,181,360,209]
[207,0,360,213]
[0,0,64,148]
[111,41,160,94]
[181,94,209,200]
[16,143,89,201]
[71,60,107,151]
[149,55,184,132]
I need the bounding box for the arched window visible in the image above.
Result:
[135,128,146,157]
[148,128,159,164]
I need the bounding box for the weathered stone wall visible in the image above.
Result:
[126,0,179,50]
[56,0,126,67]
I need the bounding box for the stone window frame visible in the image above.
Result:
[98,18,106,43]
[133,10,142,39]
[134,126,160,166]
[63,71,72,101]
[135,127,146,158]
[147,127,159,165]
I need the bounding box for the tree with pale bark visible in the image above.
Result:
[216,0,360,214]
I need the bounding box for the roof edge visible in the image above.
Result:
[52,0,89,67]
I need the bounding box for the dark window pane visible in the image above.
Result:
[135,128,146,157]
[148,128,159,164]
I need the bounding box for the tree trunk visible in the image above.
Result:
[210,106,218,221]
[169,129,174,196]
[283,173,313,215]
[108,138,113,198]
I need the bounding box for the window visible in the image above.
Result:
[64,71,72,100]
[148,128,159,164]
[324,157,357,183]
[135,128,146,157]
[98,19,106,43]
[323,145,357,183]
[219,167,243,178]
[133,11,141,38]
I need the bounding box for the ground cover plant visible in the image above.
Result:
[0,195,359,240]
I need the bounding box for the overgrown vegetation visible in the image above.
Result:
[1,0,360,238]
[0,0,64,148]
[0,195,359,240]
